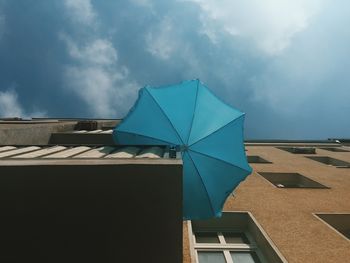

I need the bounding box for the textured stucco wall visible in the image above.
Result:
[223,146,350,263]
[183,145,350,263]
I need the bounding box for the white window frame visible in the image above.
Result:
[192,230,266,263]
[187,212,288,263]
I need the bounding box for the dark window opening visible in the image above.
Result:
[319,147,350,153]
[306,156,350,168]
[195,232,220,243]
[247,156,271,164]
[258,172,329,189]
[223,232,250,244]
[316,214,350,240]
[277,147,316,154]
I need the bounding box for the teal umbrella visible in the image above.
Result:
[113,79,252,219]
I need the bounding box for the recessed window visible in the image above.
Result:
[277,147,316,154]
[316,214,350,240]
[247,156,271,164]
[190,212,286,263]
[306,156,350,168]
[258,172,329,188]
[319,147,350,152]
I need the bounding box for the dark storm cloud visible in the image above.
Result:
[0,0,79,116]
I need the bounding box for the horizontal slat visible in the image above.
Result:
[0,146,41,158]
[74,146,115,158]
[0,146,17,152]
[136,147,164,158]
[100,129,113,134]
[72,130,88,133]
[105,147,140,158]
[12,146,67,158]
[86,129,103,134]
[43,146,91,158]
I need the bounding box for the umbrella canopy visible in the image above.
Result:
[113,79,252,219]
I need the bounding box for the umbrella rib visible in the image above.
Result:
[188,148,250,174]
[116,130,177,145]
[189,114,245,148]
[186,79,200,145]
[186,151,216,217]
[144,88,184,145]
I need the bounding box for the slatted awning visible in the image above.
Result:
[0,145,177,159]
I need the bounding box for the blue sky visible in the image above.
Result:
[0,0,349,139]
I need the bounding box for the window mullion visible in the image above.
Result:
[218,232,226,244]
[223,250,233,263]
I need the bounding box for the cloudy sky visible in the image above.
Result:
[0,0,349,139]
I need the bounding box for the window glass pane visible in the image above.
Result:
[230,252,260,263]
[195,232,220,243]
[198,251,226,263]
[223,232,250,244]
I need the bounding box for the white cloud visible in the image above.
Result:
[144,17,202,70]
[146,18,178,60]
[144,17,208,82]
[249,25,350,116]
[63,0,96,26]
[0,89,24,117]
[64,66,131,117]
[0,89,46,118]
[62,36,139,117]
[185,0,324,55]
[60,35,117,66]
[61,1,139,118]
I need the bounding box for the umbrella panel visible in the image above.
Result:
[189,116,250,172]
[115,89,181,146]
[188,150,250,218]
[183,151,214,219]
[146,81,198,144]
[187,84,243,146]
